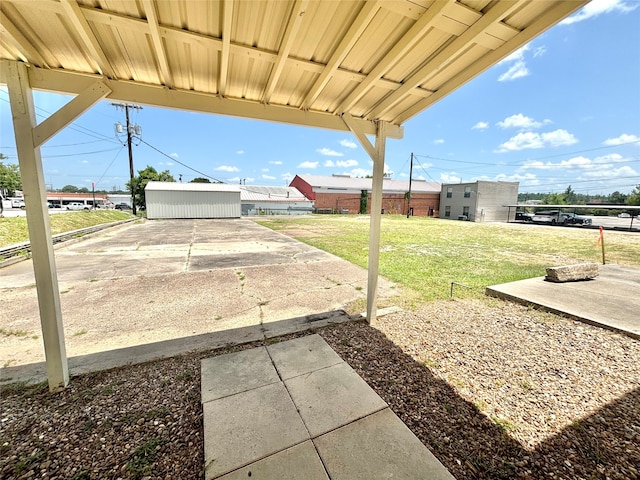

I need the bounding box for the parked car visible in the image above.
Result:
[66,202,88,210]
[618,213,631,218]
[114,203,132,210]
[515,212,534,222]
[531,210,561,224]
[559,212,592,225]
[11,198,26,209]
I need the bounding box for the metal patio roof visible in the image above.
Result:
[0,0,590,390]
[0,0,587,135]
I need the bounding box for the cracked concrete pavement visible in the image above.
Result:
[1,218,396,368]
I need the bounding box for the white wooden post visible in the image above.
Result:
[6,62,69,391]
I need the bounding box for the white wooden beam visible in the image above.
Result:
[0,63,404,139]
[6,61,68,391]
[394,0,588,124]
[342,115,388,323]
[337,0,450,113]
[301,1,380,110]
[219,0,234,96]
[367,1,520,119]
[33,80,111,148]
[141,0,173,88]
[263,0,309,103]
[60,0,115,78]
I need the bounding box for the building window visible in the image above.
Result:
[445,206,451,218]
[463,206,470,217]
[464,186,471,198]
[446,187,452,198]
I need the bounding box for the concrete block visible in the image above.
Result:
[285,362,387,437]
[201,347,279,403]
[267,334,343,380]
[315,408,456,480]
[203,382,309,479]
[545,263,599,283]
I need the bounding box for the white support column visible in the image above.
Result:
[5,62,69,390]
[366,121,387,323]
[6,64,109,390]
[342,115,388,323]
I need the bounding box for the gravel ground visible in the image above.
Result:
[1,298,638,480]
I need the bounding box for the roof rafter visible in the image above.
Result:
[393,1,586,124]
[367,0,521,119]
[263,0,309,104]
[0,10,46,65]
[141,0,173,88]
[218,0,234,96]
[337,0,450,114]
[301,0,381,110]
[59,0,115,78]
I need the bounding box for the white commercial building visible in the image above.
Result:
[439,181,519,222]
[145,182,241,219]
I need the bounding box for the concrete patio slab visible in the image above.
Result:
[266,334,343,380]
[201,347,279,403]
[216,441,328,480]
[486,263,640,339]
[285,362,387,437]
[315,408,456,480]
[202,382,309,480]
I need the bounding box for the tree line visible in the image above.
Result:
[518,185,640,207]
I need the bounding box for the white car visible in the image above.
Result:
[66,202,87,210]
[11,198,26,209]
[618,213,630,218]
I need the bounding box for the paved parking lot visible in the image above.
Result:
[0,219,396,369]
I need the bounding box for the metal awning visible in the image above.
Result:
[0,0,588,389]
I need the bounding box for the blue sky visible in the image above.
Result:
[1,0,638,196]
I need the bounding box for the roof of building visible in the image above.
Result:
[145,182,240,193]
[293,174,440,194]
[240,186,311,203]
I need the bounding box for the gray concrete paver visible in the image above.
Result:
[201,347,279,403]
[203,382,309,480]
[266,334,343,380]
[284,362,387,437]
[215,441,329,480]
[314,408,456,480]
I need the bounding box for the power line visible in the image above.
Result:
[137,138,225,183]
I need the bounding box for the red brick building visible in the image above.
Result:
[290,174,440,216]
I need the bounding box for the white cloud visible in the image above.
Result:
[496,129,578,152]
[228,176,254,184]
[316,148,343,157]
[440,172,461,183]
[261,168,270,172]
[262,174,276,180]
[603,133,640,146]
[269,160,283,165]
[520,154,639,183]
[497,45,530,82]
[214,165,239,172]
[533,46,547,58]
[236,150,244,155]
[298,161,319,168]
[340,139,357,149]
[169,153,179,159]
[560,0,638,25]
[337,159,358,168]
[82,160,88,164]
[472,121,489,130]
[158,161,174,166]
[433,139,445,145]
[324,160,335,167]
[281,172,293,183]
[497,114,551,130]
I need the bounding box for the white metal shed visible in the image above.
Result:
[145,182,240,219]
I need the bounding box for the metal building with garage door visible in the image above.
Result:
[145,182,240,219]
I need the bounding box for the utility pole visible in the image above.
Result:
[406,152,413,218]
[113,103,142,215]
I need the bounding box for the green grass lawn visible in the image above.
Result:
[258,215,640,302]
[0,210,134,247]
